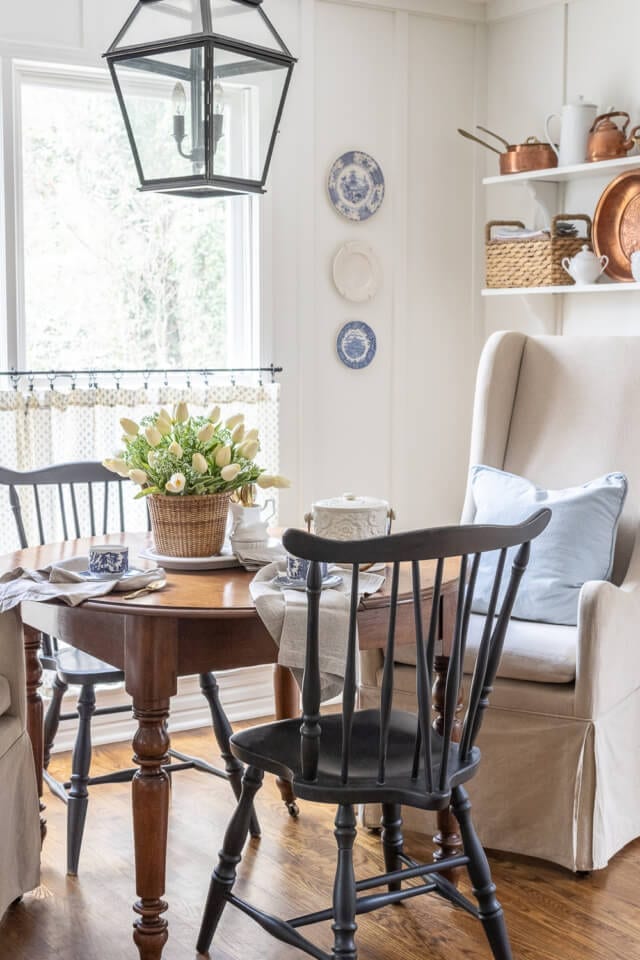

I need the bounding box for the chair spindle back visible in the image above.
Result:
[283,509,550,799]
[0,461,144,550]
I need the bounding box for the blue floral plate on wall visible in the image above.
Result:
[328,151,385,222]
[336,321,377,370]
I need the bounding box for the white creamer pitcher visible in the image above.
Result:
[545,96,598,167]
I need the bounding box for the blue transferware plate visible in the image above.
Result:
[336,321,377,370]
[78,566,146,582]
[274,574,343,591]
[328,151,385,222]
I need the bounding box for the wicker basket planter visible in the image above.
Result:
[147,492,231,557]
[485,213,592,288]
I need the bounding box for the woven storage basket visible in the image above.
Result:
[148,492,231,557]
[485,214,592,288]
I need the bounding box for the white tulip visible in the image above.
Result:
[168,441,183,458]
[197,423,215,443]
[256,473,275,489]
[129,469,148,485]
[215,445,232,468]
[165,472,186,494]
[239,439,259,460]
[148,451,159,467]
[158,407,173,424]
[244,428,259,442]
[173,401,189,423]
[231,423,245,444]
[272,475,291,489]
[145,425,162,447]
[122,433,137,444]
[225,413,244,430]
[192,453,208,474]
[208,405,221,424]
[156,417,172,437]
[120,417,139,437]
[103,458,131,479]
[221,463,241,483]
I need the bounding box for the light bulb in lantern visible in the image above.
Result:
[172,82,187,117]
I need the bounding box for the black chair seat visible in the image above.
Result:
[54,647,124,686]
[231,709,480,808]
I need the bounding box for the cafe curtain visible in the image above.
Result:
[0,381,280,553]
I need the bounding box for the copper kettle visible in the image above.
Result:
[587,111,640,162]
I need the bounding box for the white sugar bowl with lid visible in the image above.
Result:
[562,244,608,285]
[305,493,394,540]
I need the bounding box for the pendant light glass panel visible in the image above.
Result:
[115,0,203,50]
[213,47,289,182]
[208,0,286,51]
[113,45,206,181]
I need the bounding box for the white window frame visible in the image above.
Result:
[1,57,265,376]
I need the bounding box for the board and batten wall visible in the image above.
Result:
[484,0,640,338]
[0,0,486,739]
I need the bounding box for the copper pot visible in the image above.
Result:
[587,111,640,162]
[500,137,558,174]
[458,127,558,175]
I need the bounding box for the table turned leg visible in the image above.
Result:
[131,702,171,960]
[125,616,178,960]
[23,624,46,841]
[273,665,300,816]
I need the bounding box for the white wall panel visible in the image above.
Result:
[484,3,564,338]
[401,13,479,526]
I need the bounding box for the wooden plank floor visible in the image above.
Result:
[1,723,639,960]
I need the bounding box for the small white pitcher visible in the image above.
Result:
[229,499,276,546]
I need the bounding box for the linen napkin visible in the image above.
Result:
[250,560,385,701]
[0,557,165,613]
[232,537,288,571]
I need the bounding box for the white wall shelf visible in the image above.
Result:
[482,282,640,296]
[483,155,640,187]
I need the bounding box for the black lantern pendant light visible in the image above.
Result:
[104,0,296,198]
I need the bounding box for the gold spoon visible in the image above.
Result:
[122,579,167,601]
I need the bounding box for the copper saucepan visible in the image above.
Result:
[458,126,558,175]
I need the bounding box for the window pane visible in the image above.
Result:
[20,75,256,370]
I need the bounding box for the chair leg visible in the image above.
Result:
[197,765,264,955]
[66,683,96,877]
[43,674,68,769]
[199,672,260,838]
[332,804,358,960]
[451,786,513,960]
[381,803,403,893]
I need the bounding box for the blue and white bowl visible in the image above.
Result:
[89,545,129,576]
[286,556,328,582]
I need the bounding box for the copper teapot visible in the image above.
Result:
[587,111,640,162]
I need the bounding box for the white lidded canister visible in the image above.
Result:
[305,493,394,540]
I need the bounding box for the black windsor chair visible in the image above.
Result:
[196,509,551,960]
[0,461,259,876]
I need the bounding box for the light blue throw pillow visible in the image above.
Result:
[470,465,628,626]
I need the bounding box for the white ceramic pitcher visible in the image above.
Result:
[229,498,276,545]
[545,96,598,167]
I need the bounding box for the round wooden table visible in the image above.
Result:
[3,532,459,960]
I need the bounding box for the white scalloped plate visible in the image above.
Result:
[138,544,241,571]
[332,241,382,303]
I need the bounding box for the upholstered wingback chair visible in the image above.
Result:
[360,332,640,872]
[0,610,40,918]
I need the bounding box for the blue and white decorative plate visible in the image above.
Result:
[328,151,385,222]
[336,321,377,370]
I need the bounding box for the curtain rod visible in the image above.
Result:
[0,365,283,386]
